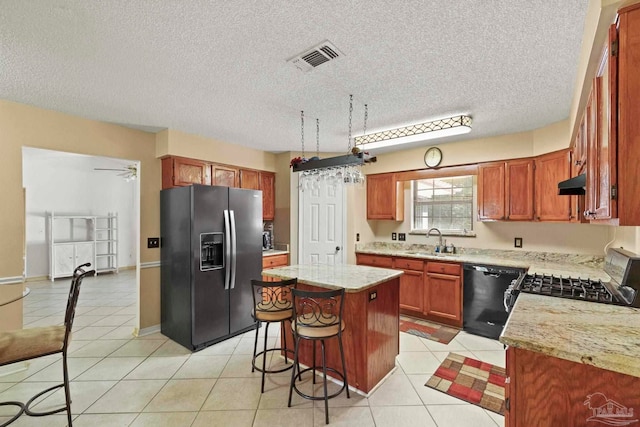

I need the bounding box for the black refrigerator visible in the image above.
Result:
[161,184,262,351]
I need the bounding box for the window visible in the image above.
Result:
[412,175,473,234]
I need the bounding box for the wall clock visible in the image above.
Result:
[424,147,443,168]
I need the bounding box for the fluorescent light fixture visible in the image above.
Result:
[354,115,472,150]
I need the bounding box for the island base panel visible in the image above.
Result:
[507,347,640,427]
[284,277,399,393]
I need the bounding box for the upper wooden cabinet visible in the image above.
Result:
[534,149,572,222]
[161,157,276,221]
[239,169,260,190]
[212,165,238,188]
[615,5,640,225]
[366,173,404,221]
[162,157,211,188]
[506,160,534,221]
[477,162,505,221]
[241,168,275,220]
[478,159,533,221]
[260,172,275,221]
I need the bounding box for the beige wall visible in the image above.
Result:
[0,99,161,329]
[370,181,611,255]
[157,129,277,172]
[362,130,536,175]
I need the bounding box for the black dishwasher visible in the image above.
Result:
[463,264,525,340]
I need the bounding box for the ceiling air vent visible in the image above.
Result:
[288,40,343,72]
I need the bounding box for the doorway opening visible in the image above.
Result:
[21,147,141,330]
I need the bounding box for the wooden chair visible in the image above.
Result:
[0,263,95,427]
[250,278,297,393]
[288,287,349,424]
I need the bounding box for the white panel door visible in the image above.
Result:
[299,179,346,265]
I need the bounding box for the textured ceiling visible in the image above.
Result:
[1,1,589,154]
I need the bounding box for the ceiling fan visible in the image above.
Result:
[93,164,137,181]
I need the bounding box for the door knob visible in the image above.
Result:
[335,246,341,252]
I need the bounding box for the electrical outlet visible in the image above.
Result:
[148,237,160,248]
[391,232,397,241]
[514,237,523,248]
[398,233,406,241]
[369,291,377,302]
[356,233,360,242]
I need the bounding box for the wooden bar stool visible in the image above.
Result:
[288,287,349,424]
[250,278,297,393]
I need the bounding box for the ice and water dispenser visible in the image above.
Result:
[200,232,223,271]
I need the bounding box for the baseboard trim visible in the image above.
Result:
[135,324,161,337]
[140,261,161,269]
[0,276,23,285]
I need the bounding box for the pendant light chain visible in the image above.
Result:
[363,104,368,135]
[316,118,320,158]
[300,110,305,159]
[347,94,353,153]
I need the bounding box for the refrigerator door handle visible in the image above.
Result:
[230,210,237,289]
[223,209,231,290]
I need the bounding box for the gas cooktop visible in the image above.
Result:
[504,248,640,312]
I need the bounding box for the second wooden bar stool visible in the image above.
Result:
[288,287,349,424]
[250,278,297,393]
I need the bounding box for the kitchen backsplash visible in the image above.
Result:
[356,242,605,269]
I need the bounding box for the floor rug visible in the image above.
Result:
[399,316,459,344]
[425,353,506,415]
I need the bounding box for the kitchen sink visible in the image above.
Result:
[404,251,459,257]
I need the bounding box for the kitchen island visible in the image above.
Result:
[500,294,640,426]
[262,263,403,394]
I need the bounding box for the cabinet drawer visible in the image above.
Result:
[426,261,460,276]
[262,254,288,269]
[393,257,424,271]
[356,254,393,268]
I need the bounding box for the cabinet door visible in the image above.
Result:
[54,244,75,277]
[172,157,211,187]
[477,162,505,221]
[212,165,238,187]
[366,174,404,221]
[534,150,571,221]
[505,159,534,221]
[74,242,95,267]
[589,24,618,221]
[399,270,424,312]
[260,172,276,221]
[424,272,461,325]
[240,169,260,190]
[572,114,588,176]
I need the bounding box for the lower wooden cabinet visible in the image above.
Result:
[262,253,289,281]
[424,262,462,327]
[394,257,424,312]
[356,254,462,327]
[506,346,640,427]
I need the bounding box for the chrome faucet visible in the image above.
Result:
[426,227,443,250]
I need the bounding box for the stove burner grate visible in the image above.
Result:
[520,274,616,304]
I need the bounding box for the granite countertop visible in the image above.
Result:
[500,293,640,378]
[262,249,289,257]
[261,263,403,292]
[355,244,608,281]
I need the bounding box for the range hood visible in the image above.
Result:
[558,173,586,195]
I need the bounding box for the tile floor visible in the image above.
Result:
[0,271,505,426]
